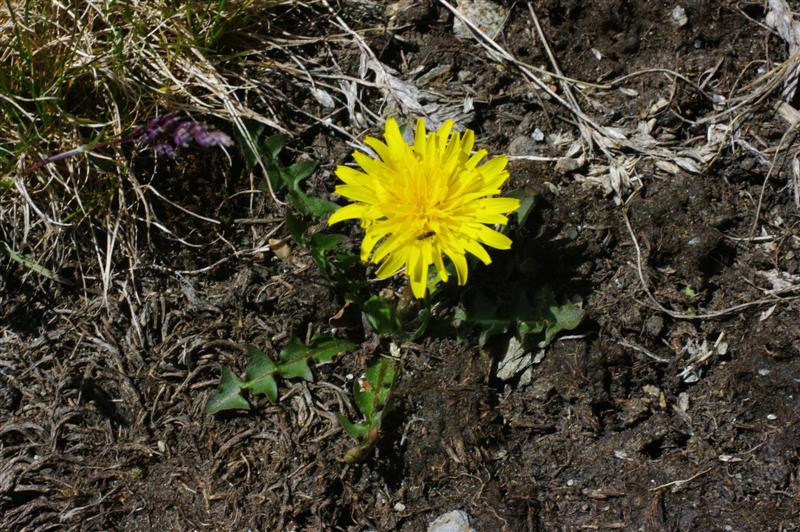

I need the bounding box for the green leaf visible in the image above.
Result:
[276,336,355,381]
[306,336,357,364]
[263,134,287,159]
[280,159,340,217]
[339,359,398,462]
[310,233,347,271]
[278,358,313,381]
[337,414,369,440]
[1,241,74,286]
[236,121,266,172]
[372,363,397,407]
[280,336,355,365]
[353,375,374,420]
[354,359,397,420]
[300,195,340,217]
[242,345,278,402]
[286,160,316,182]
[542,300,583,345]
[508,187,538,226]
[460,287,583,348]
[286,211,309,247]
[207,369,250,414]
[427,261,457,297]
[405,307,432,341]
[517,289,584,346]
[363,296,402,335]
[456,292,512,347]
[278,336,308,361]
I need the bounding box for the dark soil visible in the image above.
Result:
[2,1,800,530]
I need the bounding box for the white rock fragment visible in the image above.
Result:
[677,392,690,412]
[672,6,688,27]
[614,450,630,460]
[497,337,531,381]
[309,87,335,108]
[428,510,475,532]
[452,0,508,41]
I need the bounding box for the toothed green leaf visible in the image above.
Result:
[455,292,511,347]
[278,358,313,381]
[263,134,287,159]
[309,233,347,271]
[242,345,279,402]
[286,210,309,247]
[363,296,402,336]
[280,336,356,366]
[207,369,250,414]
[508,187,538,227]
[337,414,368,440]
[460,287,584,348]
[354,359,397,420]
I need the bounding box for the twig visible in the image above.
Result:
[614,337,671,364]
[650,467,712,491]
[750,119,800,236]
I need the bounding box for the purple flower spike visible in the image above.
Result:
[25,112,233,174]
[153,143,176,157]
[204,131,233,148]
[185,122,233,149]
[172,123,193,147]
[131,113,233,155]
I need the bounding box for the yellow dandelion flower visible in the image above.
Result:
[328,118,520,298]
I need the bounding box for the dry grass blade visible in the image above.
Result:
[0,0,310,305]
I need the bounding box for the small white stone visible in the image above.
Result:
[428,510,475,532]
[758,368,770,376]
[672,6,688,27]
[394,502,406,512]
[452,0,508,40]
[678,392,690,412]
[767,414,777,421]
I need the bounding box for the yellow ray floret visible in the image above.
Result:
[329,118,520,298]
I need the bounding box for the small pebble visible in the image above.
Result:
[678,392,690,412]
[428,510,475,532]
[766,414,777,421]
[758,368,770,376]
[672,6,688,27]
[507,136,538,156]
